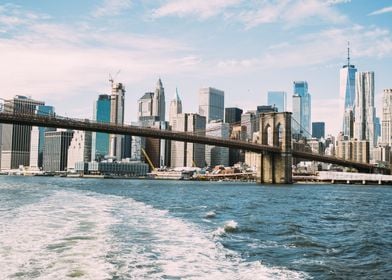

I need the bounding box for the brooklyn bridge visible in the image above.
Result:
[0,111,388,184]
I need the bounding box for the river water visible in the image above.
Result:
[0,176,391,279]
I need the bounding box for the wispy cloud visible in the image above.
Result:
[0,3,50,33]
[216,25,392,71]
[152,0,241,19]
[92,0,132,18]
[152,0,348,28]
[237,0,347,29]
[368,6,392,16]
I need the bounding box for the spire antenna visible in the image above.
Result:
[347,41,350,67]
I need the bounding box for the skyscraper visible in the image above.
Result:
[312,122,325,139]
[267,91,287,112]
[354,71,376,151]
[170,113,206,167]
[43,130,73,172]
[205,120,229,167]
[67,130,92,171]
[169,88,182,125]
[109,82,125,161]
[292,81,311,136]
[153,78,166,122]
[138,79,166,123]
[225,107,243,124]
[30,105,55,169]
[381,89,392,146]
[1,95,45,170]
[92,94,111,161]
[199,87,224,123]
[340,43,357,137]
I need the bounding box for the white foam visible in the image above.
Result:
[0,186,307,279]
[205,210,216,218]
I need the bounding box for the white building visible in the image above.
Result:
[67,130,92,171]
[109,82,125,161]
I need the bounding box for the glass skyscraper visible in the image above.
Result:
[92,94,111,161]
[292,81,311,136]
[267,91,287,112]
[199,87,224,123]
[340,44,357,137]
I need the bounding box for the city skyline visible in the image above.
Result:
[0,1,392,136]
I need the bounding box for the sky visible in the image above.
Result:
[0,0,391,136]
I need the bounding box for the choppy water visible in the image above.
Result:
[0,177,391,279]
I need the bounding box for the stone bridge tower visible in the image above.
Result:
[257,112,292,184]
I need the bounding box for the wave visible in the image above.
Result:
[0,187,307,280]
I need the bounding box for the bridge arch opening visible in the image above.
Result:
[276,123,283,148]
[263,124,273,146]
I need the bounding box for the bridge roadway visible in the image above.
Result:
[0,112,387,173]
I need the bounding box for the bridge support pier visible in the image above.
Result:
[256,112,293,184]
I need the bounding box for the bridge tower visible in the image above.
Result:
[257,112,293,184]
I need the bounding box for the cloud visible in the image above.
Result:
[152,0,241,19]
[368,6,392,16]
[216,25,392,72]
[237,0,347,29]
[152,0,347,28]
[92,0,132,18]
[0,3,50,33]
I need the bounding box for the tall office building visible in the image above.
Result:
[205,120,230,167]
[225,107,243,124]
[43,130,73,172]
[92,94,111,161]
[292,81,311,136]
[354,71,376,151]
[267,91,287,112]
[1,95,44,170]
[340,43,357,137]
[138,79,166,123]
[375,117,381,145]
[171,113,206,167]
[29,105,55,169]
[169,88,182,125]
[312,122,325,139]
[109,82,125,161]
[154,78,165,122]
[67,130,92,171]
[199,87,224,123]
[381,89,392,146]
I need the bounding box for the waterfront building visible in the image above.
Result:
[144,121,171,168]
[92,94,111,161]
[171,113,206,168]
[336,138,370,164]
[312,122,325,139]
[267,91,287,112]
[381,89,392,146]
[354,71,376,153]
[292,81,311,137]
[225,107,243,124]
[169,88,182,125]
[340,43,357,137]
[29,105,55,169]
[1,95,44,170]
[199,87,224,123]
[109,82,125,161]
[228,125,247,165]
[43,130,73,172]
[95,160,149,177]
[67,130,92,171]
[205,120,230,167]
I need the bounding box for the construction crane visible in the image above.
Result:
[109,70,121,87]
[141,148,156,171]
